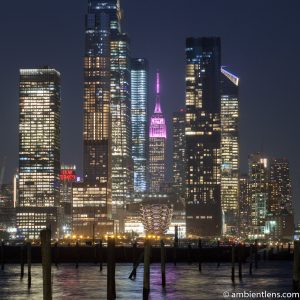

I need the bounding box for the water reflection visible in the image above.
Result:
[0,261,293,299]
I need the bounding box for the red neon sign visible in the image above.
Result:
[60,169,76,181]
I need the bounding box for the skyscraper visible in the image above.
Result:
[149,72,167,193]
[248,153,269,235]
[83,0,132,227]
[131,58,148,193]
[269,158,293,214]
[84,0,133,230]
[60,164,77,235]
[17,67,61,239]
[185,37,222,237]
[239,174,251,237]
[172,109,186,197]
[220,67,240,234]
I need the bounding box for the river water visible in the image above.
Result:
[0,261,294,299]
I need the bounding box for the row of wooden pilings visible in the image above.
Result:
[1,233,300,299]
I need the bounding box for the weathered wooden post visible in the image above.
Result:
[132,241,137,278]
[231,244,235,282]
[107,238,116,300]
[27,241,32,289]
[288,243,291,254]
[249,244,253,275]
[173,225,178,266]
[161,240,166,288]
[99,239,103,272]
[54,242,58,268]
[1,241,4,270]
[187,243,192,265]
[41,229,52,300]
[254,240,258,269]
[198,239,202,272]
[217,240,220,268]
[143,239,151,299]
[20,243,25,278]
[238,244,242,280]
[76,241,79,269]
[293,240,300,292]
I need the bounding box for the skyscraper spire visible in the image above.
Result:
[154,71,162,114]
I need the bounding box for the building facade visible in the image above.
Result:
[220,67,240,234]
[84,0,132,221]
[248,153,269,236]
[185,37,222,237]
[172,109,186,198]
[149,72,167,193]
[17,67,61,239]
[131,58,149,193]
[60,164,77,235]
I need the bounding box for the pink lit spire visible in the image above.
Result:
[150,70,167,138]
[154,71,162,114]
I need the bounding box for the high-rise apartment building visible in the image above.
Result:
[185,37,222,237]
[220,67,240,233]
[239,174,251,237]
[17,67,61,239]
[172,109,186,197]
[131,58,148,193]
[269,158,293,214]
[149,72,167,193]
[248,153,269,235]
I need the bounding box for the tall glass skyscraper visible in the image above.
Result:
[149,72,167,193]
[185,37,222,237]
[172,109,186,197]
[17,67,61,239]
[83,0,132,223]
[248,153,269,235]
[220,67,240,234]
[131,58,148,193]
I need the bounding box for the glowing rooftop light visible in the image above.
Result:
[221,67,239,86]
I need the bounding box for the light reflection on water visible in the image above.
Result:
[0,261,293,299]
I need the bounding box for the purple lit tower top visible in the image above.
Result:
[149,71,167,193]
[149,72,167,138]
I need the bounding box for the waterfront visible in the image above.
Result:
[0,261,294,299]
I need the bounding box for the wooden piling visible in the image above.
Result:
[99,240,103,272]
[238,244,242,280]
[198,239,202,272]
[40,229,52,300]
[288,243,291,254]
[249,244,253,275]
[254,240,258,269]
[27,242,32,289]
[217,240,220,268]
[76,241,79,269]
[107,238,116,300]
[293,240,300,292]
[20,243,25,278]
[187,244,192,265]
[143,239,151,299]
[132,242,137,278]
[173,226,178,266]
[54,242,58,268]
[231,244,235,282]
[1,241,4,270]
[161,240,166,288]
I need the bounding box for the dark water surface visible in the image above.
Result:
[0,261,294,299]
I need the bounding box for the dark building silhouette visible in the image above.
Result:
[185,37,222,237]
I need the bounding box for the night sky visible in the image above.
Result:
[0,1,299,222]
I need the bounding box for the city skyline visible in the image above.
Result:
[0,0,299,222]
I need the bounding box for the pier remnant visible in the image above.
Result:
[41,229,52,300]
